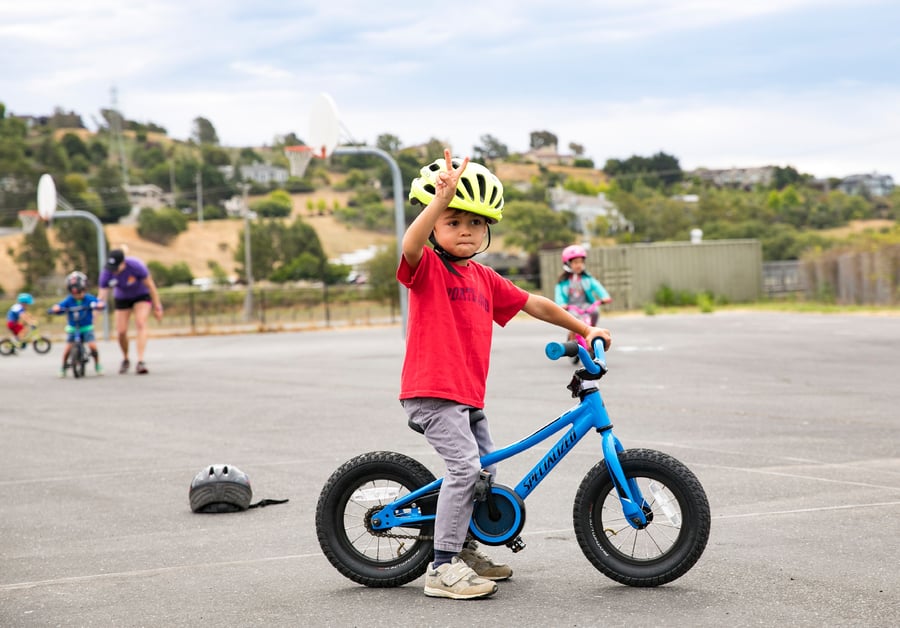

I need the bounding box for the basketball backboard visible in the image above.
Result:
[309,93,340,158]
[37,173,57,220]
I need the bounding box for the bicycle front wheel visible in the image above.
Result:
[70,343,86,378]
[315,451,436,587]
[573,448,710,587]
[0,339,15,356]
[33,336,51,354]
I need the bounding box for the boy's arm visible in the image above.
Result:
[522,293,611,349]
[401,149,469,271]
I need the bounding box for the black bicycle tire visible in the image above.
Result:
[315,451,437,588]
[573,448,710,587]
[71,343,86,378]
[0,339,15,356]
[33,336,52,354]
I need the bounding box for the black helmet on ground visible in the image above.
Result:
[189,464,252,513]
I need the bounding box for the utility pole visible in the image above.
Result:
[168,158,177,208]
[240,184,253,322]
[195,170,204,223]
[110,86,129,186]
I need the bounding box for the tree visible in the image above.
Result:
[60,133,90,161]
[91,164,131,223]
[376,134,402,155]
[13,222,57,293]
[0,105,34,221]
[192,116,219,145]
[502,201,578,254]
[365,242,400,307]
[473,134,509,163]
[569,142,585,156]
[137,207,189,244]
[529,130,558,150]
[55,216,104,279]
[234,217,328,282]
[250,189,293,218]
[500,200,577,276]
[604,152,682,190]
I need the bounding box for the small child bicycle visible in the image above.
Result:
[48,304,101,378]
[0,323,52,356]
[316,339,711,588]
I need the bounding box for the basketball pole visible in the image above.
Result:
[332,145,408,338]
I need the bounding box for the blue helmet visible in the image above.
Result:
[17,293,34,305]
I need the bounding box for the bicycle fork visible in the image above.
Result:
[580,387,651,529]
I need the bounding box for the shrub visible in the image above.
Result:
[137,208,188,244]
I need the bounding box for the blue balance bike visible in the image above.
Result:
[316,339,711,588]
[49,304,101,378]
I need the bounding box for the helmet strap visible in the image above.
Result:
[428,226,492,273]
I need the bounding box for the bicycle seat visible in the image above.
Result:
[408,408,486,434]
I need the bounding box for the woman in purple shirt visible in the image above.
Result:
[97,248,164,374]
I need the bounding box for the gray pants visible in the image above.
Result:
[401,398,497,554]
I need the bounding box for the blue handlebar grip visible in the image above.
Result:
[591,338,608,369]
[545,342,567,360]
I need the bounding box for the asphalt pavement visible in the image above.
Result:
[1,311,898,627]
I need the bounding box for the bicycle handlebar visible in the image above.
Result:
[566,302,601,316]
[545,338,608,376]
[48,303,105,315]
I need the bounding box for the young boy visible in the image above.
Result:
[399,150,612,600]
[50,271,105,377]
[6,293,36,349]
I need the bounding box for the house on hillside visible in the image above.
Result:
[125,184,173,211]
[548,186,632,235]
[522,145,576,167]
[689,166,776,189]
[218,162,289,185]
[838,172,894,197]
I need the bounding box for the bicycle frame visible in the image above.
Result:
[370,343,651,534]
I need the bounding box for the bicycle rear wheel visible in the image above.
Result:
[573,448,710,587]
[316,451,436,587]
[70,343,86,378]
[0,339,15,355]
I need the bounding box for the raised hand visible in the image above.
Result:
[433,148,469,206]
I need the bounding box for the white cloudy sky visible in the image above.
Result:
[2,0,899,179]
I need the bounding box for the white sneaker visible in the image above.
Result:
[424,557,498,599]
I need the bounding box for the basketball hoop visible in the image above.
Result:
[284,145,317,178]
[18,210,42,235]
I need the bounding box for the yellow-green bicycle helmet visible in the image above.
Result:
[409,157,504,223]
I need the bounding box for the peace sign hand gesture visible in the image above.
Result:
[433,148,469,207]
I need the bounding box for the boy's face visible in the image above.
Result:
[70,288,84,298]
[433,208,488,260]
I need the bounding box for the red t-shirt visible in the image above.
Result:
[398,247,529,408]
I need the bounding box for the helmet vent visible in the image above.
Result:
[460,177,475,200]
[424,183,436,195]
[489,186,499,206]
[476,174,487,201]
